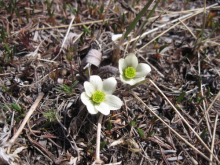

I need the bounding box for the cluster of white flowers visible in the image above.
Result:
[81,53,151,115]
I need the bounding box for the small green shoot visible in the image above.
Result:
[69,4,76,15]
[4,43,11,55]
[130,115,139,126]
[100,141,106,150]
[130,121,136,126]
[43,109,56,122]
[137,128,145,137]
[147,130,155,137]
[10,103,21,112]
[55,81,79,94]
[124,0,154,39]
[177,92,186,104]
[83,25,91,34]
[88,150,93,154]
[158,44,168,53]
[107,118,112,131]
[200,129,207,139]
[0,85,9,92]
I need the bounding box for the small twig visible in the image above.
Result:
[159,145,170,165]
[139,55,165,78]
[198,51,212,138]
[52,15,75,61]
[34,19,116,31]
[9,92,44,144]
[132,91,212,162]
[198,91,220,125]
[148,79,219,163]
[135,3,218,52]
[178,18,197,39]
[209,114,218,164]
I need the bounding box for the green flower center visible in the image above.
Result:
[92,91,106,104]
[124,67,136,79]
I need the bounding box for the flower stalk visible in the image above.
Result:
[95,113,104,163]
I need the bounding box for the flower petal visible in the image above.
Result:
[120,74,145,86]
[87,103,99,114]
[103,95,123,110]
[89,75,103,91]
[95,103,110,115]
[135,63,151,78]
[81,92,90,105]
[81,92,98,114]
[84,81,95,97]
[102,77,117,94]
[95,95,122,115]
[125,54,138,68]
[118,59,127,74]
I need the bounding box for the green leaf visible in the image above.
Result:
[68,4,76,15]
[107,120,112,131]
[177,91,186,104]
[71,80,79,88]
[147,130,155,137]
[0,85,9,92]
[200,129,207,139]
[88,150,93,154]
[130,121,136,126]
[199,97,205,104]
[196,93,200,102]
[4,43,11,55]
[0,104,7,111]
[100,3,104,13]
[43,109,56,121]
[146,0,160,19]
[100,141,106,150]
[137,128,145,137]
[83,25,91,34]
[63,2,67,11]
[11,103,21,112]
[122,13,125,24]
[0,1,5,7]
[159,44,168,53]
[206,88,210,97]
[174,105,181,110]
[124,0,154,39]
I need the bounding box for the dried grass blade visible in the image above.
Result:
[132,91,212,162]
[148,79,219,163]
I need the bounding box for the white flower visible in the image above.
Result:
[81,75,123,115]
[119,54,151,85]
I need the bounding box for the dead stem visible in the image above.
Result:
[209,114,218,164]
[148,79,220,163]
[9,92,44,145]
[132,91,212,162]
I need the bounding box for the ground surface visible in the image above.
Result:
[0,0,220,165]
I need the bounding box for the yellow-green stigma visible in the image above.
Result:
[92,91,106,104]
[124,67,136,79]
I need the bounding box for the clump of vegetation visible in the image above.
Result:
[0,0,219,164]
